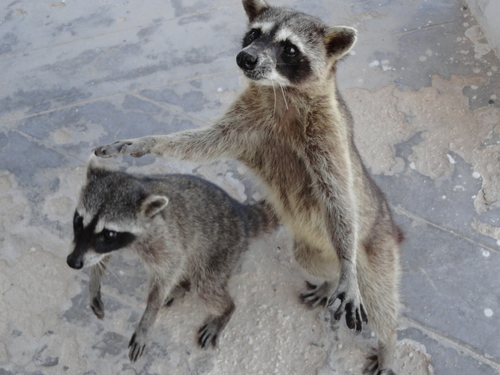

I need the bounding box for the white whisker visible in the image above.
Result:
[99,258,125,290]
[279,82,289,111]
[271,78,277,117]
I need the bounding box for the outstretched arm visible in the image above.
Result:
[94,123,244,163]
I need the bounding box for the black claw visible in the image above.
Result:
[333,306,343,321]
[201,334,210,348]
[361,304,368,324]
[300,290,314,299]
[363,353,379,375]
[355,309,362,332]
[345,303,355,329]
[198,324,207,334]
[128,333,136,348]
[305,281,317,290]
[363,363,377,374]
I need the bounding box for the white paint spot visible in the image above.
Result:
[446,154,456,164]
[30,247,36,253]
[369,60,380,68]
[381,60,392,71]
[470,85,478,90]
[349,50,356,55]
[482,250,490,257]
[484,308,493,317]
[491,95,497,100]
[463,22,469,27]
[409,162,416,170]
[497,240,500,247]
[419,56,427,62]
[217,87,223,92]
[472,195,477,199]
[472,171,481,179]
[425,49,433,56]
[119,270,125,275]
[442,195,446,199]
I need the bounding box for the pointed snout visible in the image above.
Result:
[236,50,258,71]
[67,251,84,269]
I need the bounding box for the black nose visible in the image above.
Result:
[67,253,83,269]
[236,50,258,71]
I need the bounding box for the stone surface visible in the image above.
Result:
[1,0,500,374]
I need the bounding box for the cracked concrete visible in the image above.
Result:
[1,0,500,374]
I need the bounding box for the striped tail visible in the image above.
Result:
[246,200,280,237]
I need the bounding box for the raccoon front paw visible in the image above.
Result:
[363,353,396,375]
[90,295,105,320]
[198,318,224,349]
[93,137,151,158]
[128,332,147,362]
[300,281,332,309]
[327,281,368,332]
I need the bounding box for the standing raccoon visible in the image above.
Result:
[66,155,277,362]
[94,1,402,373]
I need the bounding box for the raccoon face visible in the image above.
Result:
[66,155,169,270]
[67,210,137,269]
[237,0,357,87]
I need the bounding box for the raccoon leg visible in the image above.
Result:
[88,255,112,320]
[197,282,235,349]
[358,239,400,375]
[164,279,191,307]
[94,126,237,162]
[129,280,170,362]
[294,239,339,309]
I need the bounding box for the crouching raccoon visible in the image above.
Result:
[66,154,278,362]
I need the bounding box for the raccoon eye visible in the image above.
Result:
[103,229,118,243]
[73,212,83,231]
[283,44,299,57]
[243,28,261,46]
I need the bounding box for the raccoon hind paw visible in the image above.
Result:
[363,353,396,375]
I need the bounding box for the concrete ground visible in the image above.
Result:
[1,0,499,374]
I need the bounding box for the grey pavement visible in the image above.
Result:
[1,0,500,374]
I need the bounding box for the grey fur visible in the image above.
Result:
[66,155,278,362]
[94,1,402,373]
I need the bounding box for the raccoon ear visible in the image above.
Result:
[324,26,357,60]
[141,195,169,218]
[86,153,107,180]
[242,0,270,22]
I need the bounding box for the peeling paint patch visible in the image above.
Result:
[465,25,492,59]
[346,74,500,213]
[471,219,500,241]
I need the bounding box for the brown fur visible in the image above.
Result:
[94,1,402,373]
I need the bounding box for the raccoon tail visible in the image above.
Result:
[246,200,280,238]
